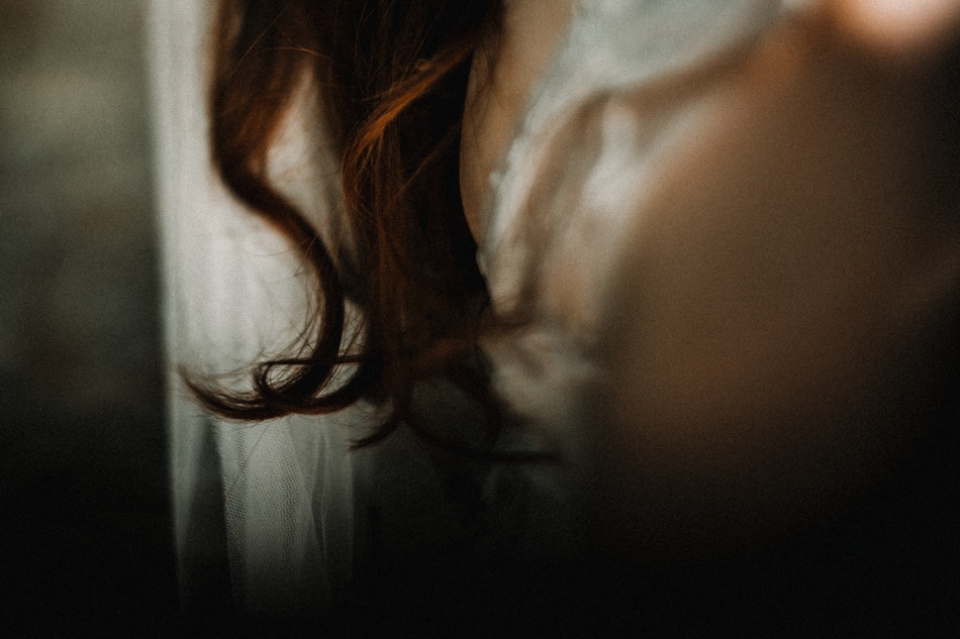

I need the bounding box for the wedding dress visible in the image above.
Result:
[150,0,814,616]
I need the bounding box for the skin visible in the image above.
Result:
[461,0,960,554]
[600,16,960,552]
[460,0,574,242]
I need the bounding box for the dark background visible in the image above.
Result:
[0,0,178,634]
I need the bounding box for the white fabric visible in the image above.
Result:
[150,0,795,614]
[148,0,355,613]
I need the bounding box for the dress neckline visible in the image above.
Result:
[459,0,578,245]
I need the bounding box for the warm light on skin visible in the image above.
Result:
[831,0,960,58]
[591,5,960,553]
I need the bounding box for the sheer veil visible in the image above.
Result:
[148,0,355,613]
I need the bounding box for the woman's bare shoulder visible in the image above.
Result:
[460,0,575,242]
[596,2,960,552]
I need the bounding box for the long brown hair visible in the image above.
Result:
[190,0,505,448]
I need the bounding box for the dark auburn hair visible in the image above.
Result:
[190,0,506,449]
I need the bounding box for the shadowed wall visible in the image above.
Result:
[0,0,177,633]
